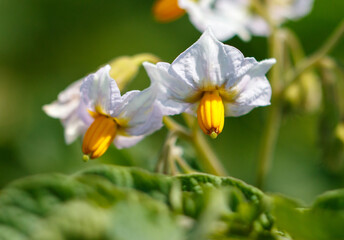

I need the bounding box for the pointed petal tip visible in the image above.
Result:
[42,104,50,115]
[142,61,156,69]
[264,58,277,65]
[200,27,219,42]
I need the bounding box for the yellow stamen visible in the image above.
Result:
[82,115,117,159]
[152,0,185,23]
[197,92,225,137]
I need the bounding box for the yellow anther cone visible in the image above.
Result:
[153,0,185,22]
[197,92,225,138]
[82,115,117,159]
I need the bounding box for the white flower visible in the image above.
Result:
[144,29,275,138]
[80,65,163,159]
[178,0,313,41]
[268,0,314,24]
[43,80,88,144]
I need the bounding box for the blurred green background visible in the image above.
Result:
[0,0,343,203]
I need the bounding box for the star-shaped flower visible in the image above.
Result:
[44,65,163,159]
[144,29,275,138]
[80,65,163,159]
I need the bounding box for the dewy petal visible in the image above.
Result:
[169,28,240,89]
[224,59,276,116]
[113,135,145,149]
[179,0,252,41]
[114,84,163,136]
[80,65,121,115]
[143,62,193,115]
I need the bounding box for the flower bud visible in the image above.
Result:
[109,54,160,90]
[336,123,344,145]
[152,0,185,22]
[285,70,322,113]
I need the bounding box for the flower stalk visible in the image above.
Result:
[183,114,227,176]
[283,19,344,92]
[256,29,285,188]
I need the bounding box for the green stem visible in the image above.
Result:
[183,114,227,176]
[256,100,282,188]
[256,30,285,188]
[156,131,177,174]
[250,0,275,29]
[175,155,195,174]
[283,19,344,92]
[163,116,192,140]
[284,29,305,63]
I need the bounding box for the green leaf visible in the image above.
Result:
[0,164,290,240]
[272,189,344,240]
[107,197,183,240]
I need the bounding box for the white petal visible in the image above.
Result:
[143,62,193,115]
[246,16,270,36]
[269,0,314,23]
[43,80,82,119]
[43,99,79,119]
[179,0,252,41]
[57,80,83,103]
[113,135,145,149]
[115,85,163,136]
[169,28,239,88]
[224,59,275,116]
[224,103,258,117]
[62,113,88,144]
[80,65,121,115]
[43,79,88,144]
[77,101,94,126]
[226,58,276,88]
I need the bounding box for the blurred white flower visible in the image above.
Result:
[153,0,313,41]
[43,80,88,144]
[268,0,314,24]
[179,0,263,41]
[144,29,275,138]
[80,65,163,159]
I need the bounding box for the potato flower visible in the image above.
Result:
[144,29,275,138]
[153,0,313,41]
[44,65,163,159]
[80,65,163,159]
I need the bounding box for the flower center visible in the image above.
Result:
[153,0,185,22]
[82,115,117,159]
[197,91,225,139]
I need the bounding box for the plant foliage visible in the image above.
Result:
[0,165,343,240]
